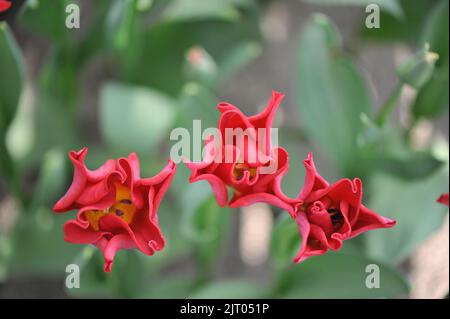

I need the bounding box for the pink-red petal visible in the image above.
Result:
[437,193,449,207]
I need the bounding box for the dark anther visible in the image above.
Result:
[115,209,125,217]
[327,208,339,215]
[120,199,132,205]
[327,208,343,227]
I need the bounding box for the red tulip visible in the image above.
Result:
[292,153,396,263]
[53,148,176,272]
[185,91,292,212]
[437,193,449,207]
[0,0,11,13]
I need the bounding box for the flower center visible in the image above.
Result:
[233,163,257,180]
[327,207,344,228]
[85,183,136,231]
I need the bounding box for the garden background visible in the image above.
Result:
[0,0,448,298]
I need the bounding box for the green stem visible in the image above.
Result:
[376,83,404,127]
[0,139,27,206]
[0,95,27,207]
[120,0,139,79]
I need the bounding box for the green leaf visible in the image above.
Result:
[412,59,449,119]
[29,95,77,169]
[296,14,372,175]
[120,23,190,95]
[217,41,262,84]
[178,82,219,132]
[108,249,144,298]
[74,0,111,67]
[190,280,266,298]
[66,248,114,298]
[39,48,78,104]
[359,124,444,180]
[413,0,449,119]
[99,82,176,154]
[136,0,154,12]
[0,23,24,192]
[361,0,435,42]
[19,0,72,43]
[29,149,67,208]
[366,165,449,264]
[67,248,150,298]
[10,209,81,276]
[180,182,231,268]
[419,0,449,65]
[181,182,223,242]
[105,0,138,51]
[270,214,301,270]
[277,249,409,298]
[0,234,13,282]
[0,23,24,131]
[121,17,262,96]
[5,93,35,164]
[162,0,240,23]
[304,0,403,18]
[376,151,443,180]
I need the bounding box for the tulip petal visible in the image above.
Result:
[248,91,284,130]
[131,187,165,255]
[297,152,329,201]
[53,148,118,212]
[293,211,311,263]
[101,233,136,272]
[437,193,449,206]
[229,192,294,213]
[149,160,177,218]
[64,219,109,244]
[190,173,229,207]
[0,1,12,12]
[348,205,396,239]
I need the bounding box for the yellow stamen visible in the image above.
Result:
[233,163,257,180]
[85,183,136,231]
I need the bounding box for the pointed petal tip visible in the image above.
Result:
[437,193,449,206]
[271,90,285,99]
[52,202,64,213]
[385,218,397,228]
[217,102,236,113]
[149,239,165,251]
[69,147,88,163]
[167,159,177,170]
[127,152,139,162]
[104,261,113,273]
[304,152,314,165]
[293,254,308,264]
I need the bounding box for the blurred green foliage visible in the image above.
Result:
[297,13,372,176]
[0,0,448,298]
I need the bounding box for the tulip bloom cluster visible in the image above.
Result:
[54,91,400,271]
[185,91,396,262]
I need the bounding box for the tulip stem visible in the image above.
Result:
[0,138,27,206]
[376,83,404,127]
